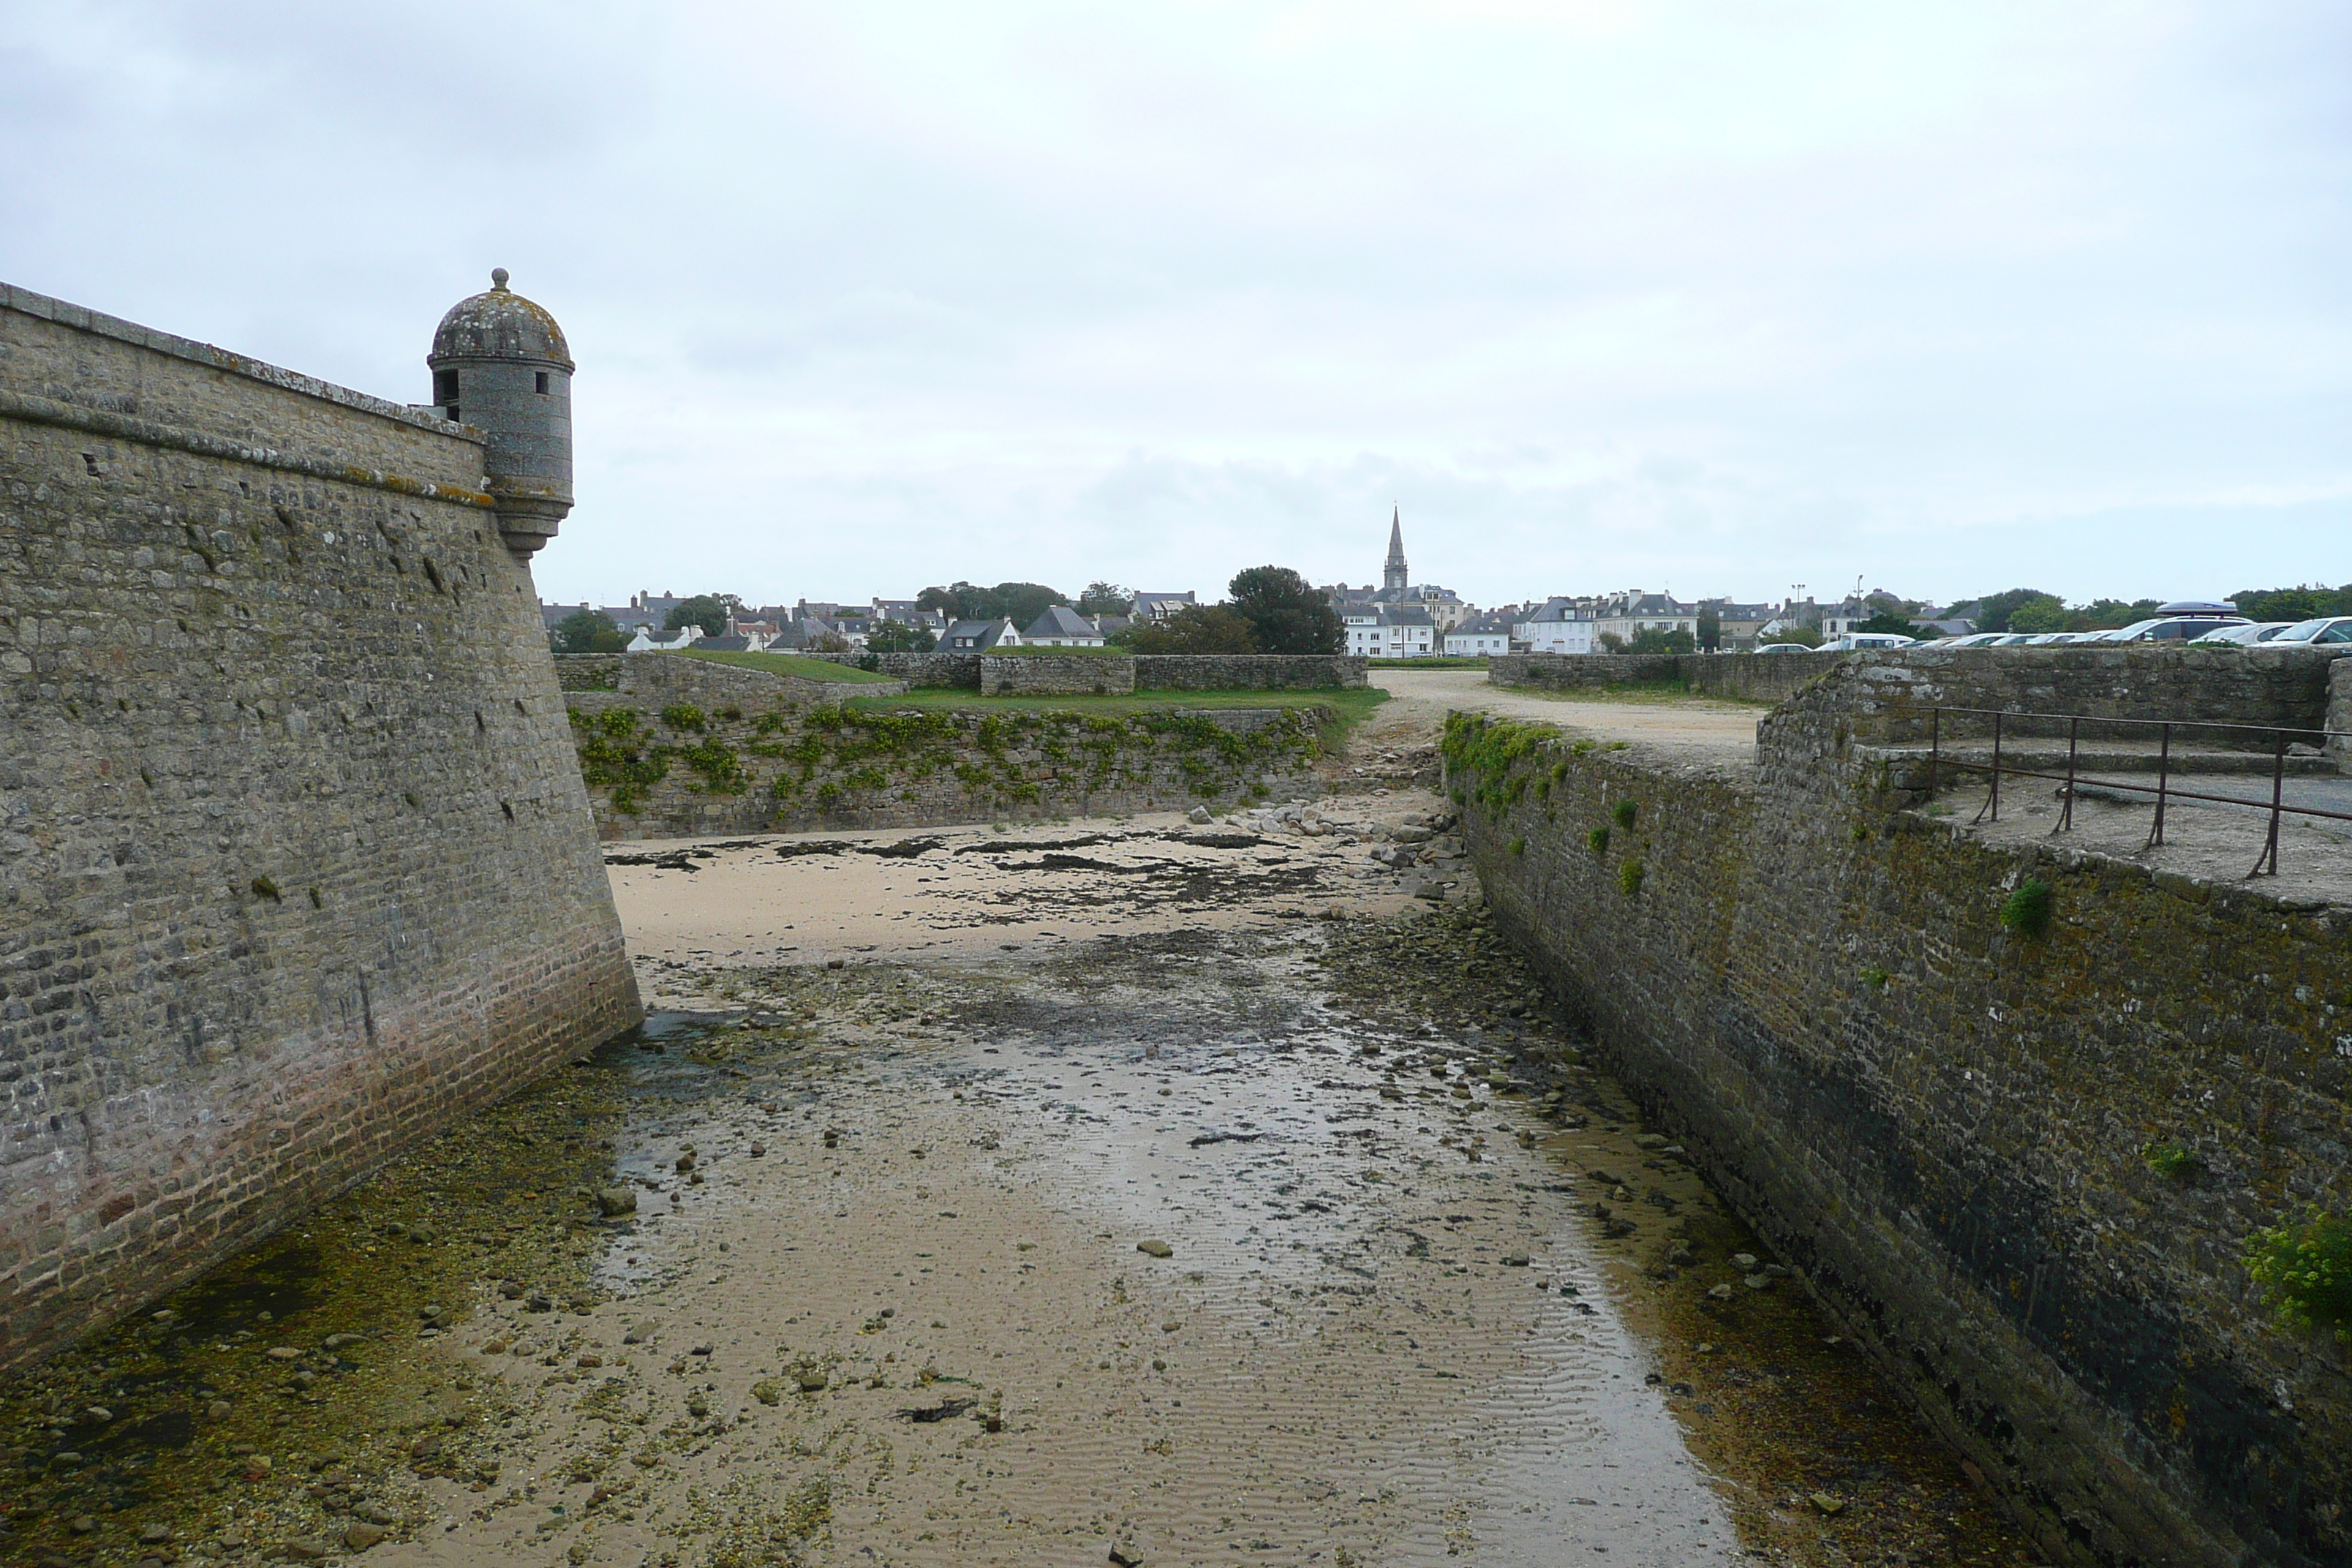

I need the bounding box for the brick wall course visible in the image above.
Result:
[1446,710,2351,1567]
[0,290,640,1373]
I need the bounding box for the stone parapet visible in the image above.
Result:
[1444,710,2351,1568]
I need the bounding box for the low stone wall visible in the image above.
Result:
[1444,712,2350,1568]
[565,696,1329,838]
[979,654,1135,696]
[2329,657,2352,771]
[802,652,1366,692]
[1133,654,1368,690]
[796,651,981,689]
[1489,652,1829,704]
[1758,644,2349,754]
[552,653,905,707]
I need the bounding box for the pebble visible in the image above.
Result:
[1136,1240,1174,1259]
[1731,1253,1759,1270]
[597,1186,638,1217]
[1809,1493,1846,1516]
[1706,1284,1735,1301]
[266,1346,303,1361]
[344,1524,389,1551]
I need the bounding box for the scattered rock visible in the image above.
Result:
[753,1379,783,1406]
[1187,806,1213,824]
[1809,1493,1846,1517]
[1501,1254,1531,1267]
[208,1401,233,1420]
[343,1524,388,1551]
[1136,1239,1174,1259]
[596,1187,638,1218]
[265,1346,303,1361]
[282,1537,331,1559]
[797,1371,829,1392]
[1731,1252,1758,1270]
[69,1518,97,1536]
[1744,1273,1773,1292]
[1706,1284,1735,1301]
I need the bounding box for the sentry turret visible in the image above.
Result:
[429,268,573,559]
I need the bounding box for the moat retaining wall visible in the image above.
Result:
[563,675,1330,839]
[1446,677,2351,1566]
[0,284,641,1373]
[799,650,1368,693]
[1489,650,1831,704]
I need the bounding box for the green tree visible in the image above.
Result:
[1595,631,1627,653]
[2231,584,2352,622]
[1227,566,1342,655]
[1119,604,1259,655]
[664,594,738,637]
[1857,611,1929,638]
[867,621,937,653]
[1763,623,1822,648]
[916,583,990,622]
[1078,581,1134,616]
[2003,597,2070,635]
[1696,605,1721,652]
[551,609,627,654]
[1972,588,2063,633]
[1628,627,1696,654]
[2069,598,2158,631]
[987,582,1068,630]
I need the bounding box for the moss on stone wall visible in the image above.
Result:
[565,698,1327,837]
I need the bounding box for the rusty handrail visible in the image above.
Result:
[1921,706,2348,878]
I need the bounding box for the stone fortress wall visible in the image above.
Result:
[796,649,1368,694]
[1450,646,2352,1567]
[554,654,1327,840]
[0,284,640,1373]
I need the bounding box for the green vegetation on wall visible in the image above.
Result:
[2243,1210,2352,1338]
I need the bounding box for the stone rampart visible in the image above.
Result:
[979,654,1135,696]
[1489,651,1829,704]
[564,692,1327,839]
[1132,653,1367,690]
[551,652,904,707]
[1758,644,2348,753]
[0,284,641,1373]
[800,651,1366,692]
[796,651,981,688]
[1445,709,2350,1568]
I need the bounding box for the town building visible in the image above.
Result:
[1514,598,1597,655]
[942,617,1022,650]
[1132,591,1197,622]
[1022,606,1107,647]
[1443,611,1512,657]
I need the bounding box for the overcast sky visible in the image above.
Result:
[5,1,2345,611]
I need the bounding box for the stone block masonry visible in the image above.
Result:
[562,675,1328,840]
[979,654,1134,696]
[0,285,640,1373]
[1444,698,2351,1567]
[1488,650,1828,704]
[799,650,1369,693]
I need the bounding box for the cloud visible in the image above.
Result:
[4,0,2345,608]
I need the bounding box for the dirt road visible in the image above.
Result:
[1358,669,1763,767]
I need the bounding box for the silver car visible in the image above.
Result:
[2190,621,2299,645]
[2264,616,2352,646]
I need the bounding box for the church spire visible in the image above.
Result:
[1382,505,1409,595]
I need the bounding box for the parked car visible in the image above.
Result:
[1940,632,2008,647]
[2264,616,2352,646]
[1817,633,1916,652]
[2090,614,2248,643]
[1754,642,1820,655]
[2190,621,2299,645]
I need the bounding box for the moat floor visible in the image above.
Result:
[0,793,2043,1568]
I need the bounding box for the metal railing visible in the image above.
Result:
[1921,706,2350,878]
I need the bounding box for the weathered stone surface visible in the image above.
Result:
[1447,706,2351,1568]
[0,283,641,1375]
[565,678,1330,840]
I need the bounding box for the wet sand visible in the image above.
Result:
[0,789,2043,1568]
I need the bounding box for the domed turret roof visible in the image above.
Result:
[429,268,572,368]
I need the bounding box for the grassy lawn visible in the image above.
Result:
[676,648,902,684]
[844,685,1390,742]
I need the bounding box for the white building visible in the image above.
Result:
[1132,592,1196,622]
[1513,598,1596,655]
[1443,611,1512,657]
[1593,592,1699,649]
[1022,606,1107,647]
[1344,603,1436,658]
[625,625,703,652]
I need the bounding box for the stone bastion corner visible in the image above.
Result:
[0,283,641,1373]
